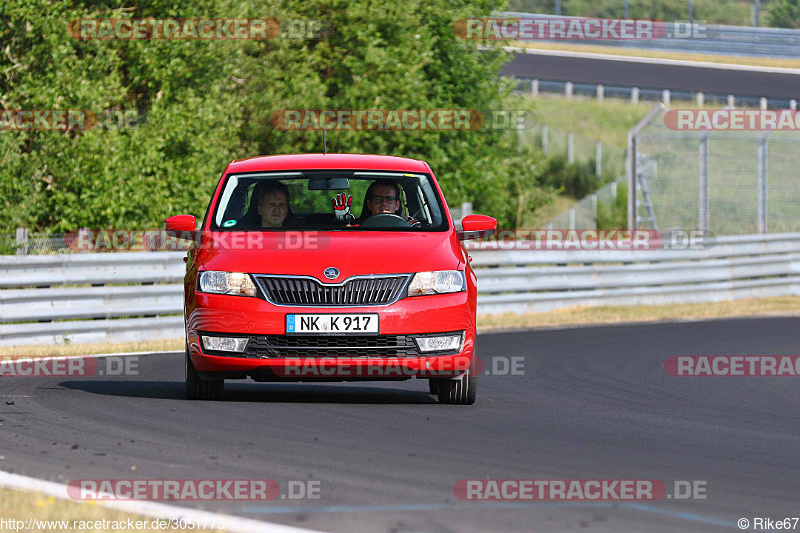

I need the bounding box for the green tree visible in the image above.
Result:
[0,0,249,232]
[768,0,800,28]
[1,0,551,233]
[238,0,550,227]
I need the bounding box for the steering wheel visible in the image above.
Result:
[359,213,413,228]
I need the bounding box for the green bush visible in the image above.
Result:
[768,0,800,28]
[538,154,607,200]
[1,0,553,232]
[596,183,628,229]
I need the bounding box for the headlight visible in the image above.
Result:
[198,271,257,297]
[408,270,466,296]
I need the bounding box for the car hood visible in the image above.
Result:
[196,230,463,279]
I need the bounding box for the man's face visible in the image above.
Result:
[258,190,288,227]
[366,184,400,215]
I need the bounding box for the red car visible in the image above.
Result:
[165,154,496,404]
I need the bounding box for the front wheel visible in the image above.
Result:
[185,342,224,400]
[434,368,476,405]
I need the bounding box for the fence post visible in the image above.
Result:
[78,228,92,253]
[627,131,636,229]
[516,114,524,149]
[631,87,639,105]
[662,90,671,106]
[760,97,768,110]
[531,79,539,97]
[541,124,548,154]
[567,131,574,163]
[597,84,604,102]
[696,92,704,107]
[461,202,473,218]
[626,103,665,230]
[569,207,576,230]
[757,134,768,233]
[565,82,573,99]
[591,194,598,222]
[611,181,617,203]
[791,99,797,111]
[699,135,709,234]
[727,94,735,107]
[595,139,602,177]
[16,227,29,255]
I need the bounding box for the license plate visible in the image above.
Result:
[286,314,379,335]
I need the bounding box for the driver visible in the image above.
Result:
[361,180,404,221]
[333,179,419,226]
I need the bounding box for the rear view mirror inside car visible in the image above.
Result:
[308,177,350,190]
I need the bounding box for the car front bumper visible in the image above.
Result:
[186,291,476,380]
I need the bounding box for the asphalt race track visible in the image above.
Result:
[503,51,800,100]
[1,317,798,532]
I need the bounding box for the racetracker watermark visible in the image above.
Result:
[0,356,138,377]
[67,479,321,501]
[462,229,715,251]
[454,17,665,40]
[665,109,800,131]
[664,356,800,376]
[63,229,330,252]
[272,355,524,378]
[68,18,328,40]
[0,518,224,532]
[0,110,140,131]
[270,109,536,131]
[453,479,707,500]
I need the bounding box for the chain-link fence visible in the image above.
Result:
[631,106,800,235]
[542,177,625,230]
[517,122,627,229]
[1,229,193,255]
[519,122,627,182]
[0,231,71,255]
[4,202,477,255]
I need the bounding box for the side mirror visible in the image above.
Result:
[165,215,198,241]
[457,214,496,241]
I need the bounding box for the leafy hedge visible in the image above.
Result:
[0,0,559,232]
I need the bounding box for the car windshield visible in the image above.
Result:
[210,171,448,231]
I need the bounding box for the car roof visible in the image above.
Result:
[226,154,430,174]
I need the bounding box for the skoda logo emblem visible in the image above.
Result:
[324,267,340,280]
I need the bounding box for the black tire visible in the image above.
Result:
[428,379,439,395]
[436,368,476,405]
[185,343,224,400]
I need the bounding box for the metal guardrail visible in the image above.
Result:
[467,232,800,314]
[503,12,800,58]
[2,233,800,345]
[518,79,799,111]
[0,253,185,346]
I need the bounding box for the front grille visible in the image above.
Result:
[255,275,409,306]
[243,334,421,358]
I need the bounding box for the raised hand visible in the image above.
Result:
[332,193,354,222]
